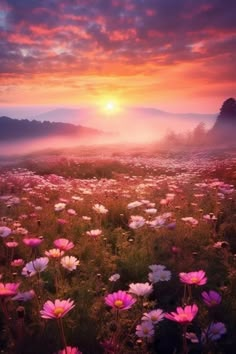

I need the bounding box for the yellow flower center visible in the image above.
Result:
[179,314,189,322]
[53,307,65,317]
[114,300,124,308]
[190,277,198,283]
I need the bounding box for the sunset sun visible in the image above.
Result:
[104,101,117,113]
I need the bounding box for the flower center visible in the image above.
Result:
[54,307,65,316]
[151,315,158,322]
[190,277,199,283]
[143,328,149,334]
[114,299,124,308]
[179,314,190,322]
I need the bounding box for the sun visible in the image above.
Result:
[104,101,116,113]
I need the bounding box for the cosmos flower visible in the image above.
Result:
[202,322,226,342]
[92,203,108,214]
[127,201,143,209]
[60,256,80,271]
[23,237,43,247]
[45,249,65,258]
[148,265,171,283]
[136,321,155,338]
[22,257,49,277]
[40,299,75,319]
[142,309,165,324]
[12,289,35,302]
[11,259,24,267]
[54,238,74,251]
[86,229,102,238]
[128,282,153,297]
[109,273,120,282]
[129,215,146,229]
[179,270,207,286]
[67,209,77,216]
[0,226,12,238]
[201,290,222,307]
[105,290,136,311]
[165,304,198,325]
[5,241,18,248]
[57,347,82,354]
[0,282,20,297]
[54,203,66,212]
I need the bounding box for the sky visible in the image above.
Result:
[0,0,236,113]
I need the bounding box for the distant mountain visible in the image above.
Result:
[0,116,103,141]
[209,98,236,143]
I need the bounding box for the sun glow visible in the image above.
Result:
[104,101,117,113]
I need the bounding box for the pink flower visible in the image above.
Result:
[105,290,136,311]
[0,282,20,297]
[5,241,18,248]
[45,249,64,258]
[0,226,11,238]
[23,237,43,247]
[136,321,155,338]
[11,259,24,267]
[201,290,222,307]
[142,309,165,324]
[179,270,207,286]
[54,238,74,251]
[128,282,153,297]
[57,347,82,354]
[40,299,75,319]
[165,304,198,325]
[86,229,102,238]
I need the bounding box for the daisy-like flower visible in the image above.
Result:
[145,208,157,215]
[165,304,198,325]
[136,321,155,338]
[45,249,64,258]
[128,282,153,297]
[22,257,49,277]
[179,270,207,286]
[54,203,66,212]
[181,217,198,227]
[23,237,43,247]
[11,259,24,267]
[5,241,18,248]
[67,209,77,216]
[0,282,20,297]
[40,299,75,319]
[12,289,35,302]
[0,226,11,238]
[92,203,108,214]
[127,201,143,209]
[185,332,199,343]
[202,322,226,342]
[142,309,165,324]
[129,215,146,229]
[54,238,74,251]
[105,290,136,311]
[109,273,120,282]
[57,347,82,354]
[202,290,222,307]
[86,229,102,238]
[148,265,171,283]
[60,256,80,271]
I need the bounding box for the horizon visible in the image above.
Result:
[1,0,235,113]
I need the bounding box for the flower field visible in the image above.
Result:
[0,150,236,354]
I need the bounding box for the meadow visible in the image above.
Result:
[0,147,235,354]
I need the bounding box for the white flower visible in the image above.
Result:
[136,321,154,338]
[92,204,108,214]
[22,257,49,277]
[67,209,77,215]
[142,309,165,324]
[129,215,146,229]
[148,265,171,283]
[129,282,153,297]
[54,203,66,212]
[86,229,102,238]
[127,201,143,209]
[61,256,80,271]
[109,273,120,282]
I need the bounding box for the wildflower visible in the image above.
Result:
[145,208,157,214]
[67,209,77,216]
[23,237,43,247]
[40,299,75,319]
[57,347,82,354]
[61,256,80,271]
[142,309,165,324]
[54,238,74,251]
[12,290,35,302]
[127,201,142,209]
[201,290,222,307]
[105,290,136,311]
[179,270,207,286]
[136,321,155,338]
[45,249,64,258]
[92,203,108,214]
[181,217,199,227]
[82,216,91,221]
[11,259,24,267]
[129,215,146,229]
[202,322,226,342]
[54,203,66,212]
[185,332,199,343]
[0,226,11,238]
[0,282,20,297]
[213,241,229,249]
[128,282,153,297]
[86,229,102,238]
[165,304,198,324]
[148,265,171,283]
[22,257,49,277]
[109,273,120,282]
[5,241,18,248]
[57,218,68,225]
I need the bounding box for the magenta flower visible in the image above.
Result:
[179,270,207,286]
[23,237,43,247]
[165,304,198,325]
[0,282,20,297]
[57,347,82,354]
[40,299,75,319]
[105,290,136,311]
[202,322,227,342]
[54,238,74,251]
[201,290,222,307]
